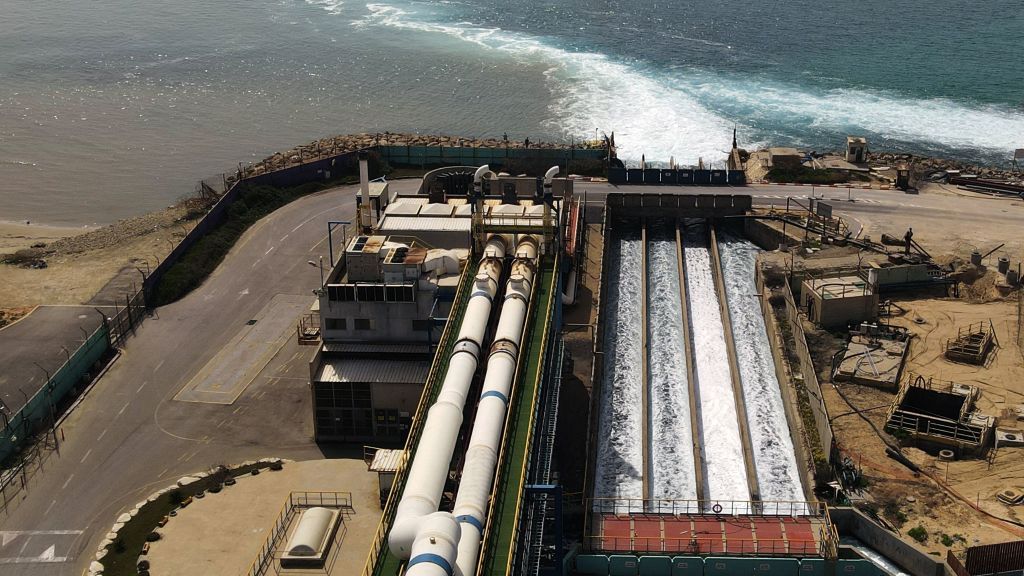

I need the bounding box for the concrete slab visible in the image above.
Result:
[834,335,907,390]
[173,294,312,404]
[146,459,379,576]
[0,306,105,414]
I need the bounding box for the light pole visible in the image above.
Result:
[307,256,324,287]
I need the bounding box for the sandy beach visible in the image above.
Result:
[0,201,204,319]
[0,221,94,254]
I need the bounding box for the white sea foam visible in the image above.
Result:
[357,2,1023,163]
[719,235,805,509]
[646,227,697,503]
[683,223,750,510]
[357,3,734,166]
[689,75,1024,155]
[305,0,345,15]
[594,233,644,509]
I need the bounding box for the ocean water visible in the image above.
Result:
[2,0,1021,225]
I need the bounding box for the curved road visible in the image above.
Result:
[0,180,417,575]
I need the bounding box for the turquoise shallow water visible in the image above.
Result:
[1,0,1021,225]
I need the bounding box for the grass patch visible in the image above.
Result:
[99,462,276,576]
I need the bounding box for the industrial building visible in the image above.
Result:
[295,157,941,576]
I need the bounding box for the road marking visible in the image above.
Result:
[117,401,130,416]
[80,449,92,463]
[153,360,165,373]
[61,474,74,490]
[0,549,67,564]
[280,233,289,242]
[0,530,84,536]
[97,428,107,441]
[232,405,243,414]
[251,258,261,269]
[264,247,274,256]
[159,467,169,477]
[137,381,147,393]
[44,500,56,516]
[216,419,227,429]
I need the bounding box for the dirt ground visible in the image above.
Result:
[0,199,205,316]
[823,293,1024,556]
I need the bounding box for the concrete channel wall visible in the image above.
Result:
[754,263,834,475]
[831,507,952,576]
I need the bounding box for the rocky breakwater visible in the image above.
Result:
[237,132,607,180]
[867,151,1021,182]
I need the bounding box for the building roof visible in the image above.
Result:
[378,216,473,232]
[314,358,431,384]
[322,342,432,355]
[804,275,873,299]
[369,449,406,473]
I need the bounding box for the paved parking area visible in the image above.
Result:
[0,306,106,415]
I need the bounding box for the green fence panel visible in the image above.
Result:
[0,325,109,463]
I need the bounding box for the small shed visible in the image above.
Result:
[367,448,405,506]
[846,136,868,164]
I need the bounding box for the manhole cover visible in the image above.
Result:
[1006,434,1018,441]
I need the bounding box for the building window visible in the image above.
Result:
[314,382,373,439]
[325,318,346,330]
[412,319,431,332]
[354,318,373,331]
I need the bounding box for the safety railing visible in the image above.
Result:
[246,491,353,576]
[588,498,823,518]
[478,257,559,576]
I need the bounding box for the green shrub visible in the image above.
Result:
[908,525,928,543]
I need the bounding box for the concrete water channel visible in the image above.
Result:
[594,217,805,511]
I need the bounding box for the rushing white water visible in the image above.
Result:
[840,537,911,576]
[356,3,734,165]
[719,235,805,506]
[594,232,644,507]
[356,2,1024,165]
[646,224,697,502]
[682,222,750,508]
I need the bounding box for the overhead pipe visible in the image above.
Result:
[451,236,538,576]
[388,234,508,565]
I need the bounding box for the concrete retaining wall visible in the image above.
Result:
[831,507,951,576]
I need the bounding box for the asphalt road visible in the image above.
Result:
[0,179,416,575]
[0,307,105,416]
[0,177,1017,574]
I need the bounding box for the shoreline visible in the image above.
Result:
[0,221,96,254]
[5,132,1020,234]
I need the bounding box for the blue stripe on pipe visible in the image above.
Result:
[480,390,508,404]
[457,514,485,533]
[408,553,453,576]
[470,290,493,302]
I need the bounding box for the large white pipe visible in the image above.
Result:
[449,236,539,576]
[389,235,507,562]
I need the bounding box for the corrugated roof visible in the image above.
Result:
[370,448,406,472]
[315,358,430,384]
[378,216,472,232]
[420,203,455,216]
[322,342,432,355]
